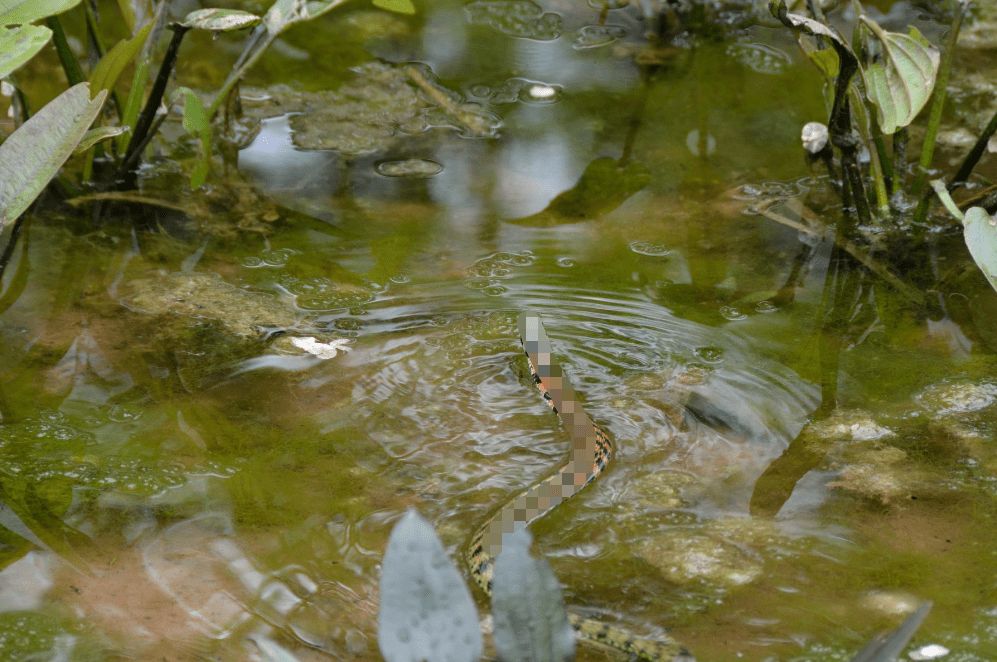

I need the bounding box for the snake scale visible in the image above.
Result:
[467,313,691,661]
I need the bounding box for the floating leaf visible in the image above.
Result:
[73,126,129,154]
[181,8,262,31]
[0,0,82,25]
[88,22,153,98]
[377,509,482,662]
[492,528,575,662]
[0,24,51,78]
[175,87,212,188]
[506,157,651,227]
[0,83,108,230]
[372,0,415,14]
[860,20,939,134]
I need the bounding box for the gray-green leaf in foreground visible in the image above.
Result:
[492,527,575,662]
[377,509,481,662]
[0,24,51,79]
[861,20,939,134]
[0,0,83,26]
[263,0,349,35]
[181,8,261,32]
[0,83,108,229]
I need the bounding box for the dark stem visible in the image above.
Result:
[0,215,26,283]
[122,24,190,173]
[46,16,85,86]
[950,106,997,189]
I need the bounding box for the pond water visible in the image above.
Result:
[3,1,997,661]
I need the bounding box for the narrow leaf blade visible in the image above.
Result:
[87,22,153,98]
[492,528,575,662]
[0,24,51,79]
[377,509,482,662]
[0,83,108,229]
[73,126,129,154]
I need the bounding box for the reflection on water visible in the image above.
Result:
[2,1,996,661]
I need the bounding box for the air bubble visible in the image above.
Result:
[719,306,747,321]
[390,274,412,284]
[694,347,725,363]
[629,241,670,257]
[483,285,507,296]
[556,257,574,267]
[755,300,777,313]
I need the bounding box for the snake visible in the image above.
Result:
[467,312,691,662]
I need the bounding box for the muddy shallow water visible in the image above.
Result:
[4,1,997,661]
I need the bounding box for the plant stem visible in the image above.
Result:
[118,0,170,154]
[950,107,997,189]
[913,0,971,199]
[46,16,85,86]
[206,30,278,119]
[122,24,190,173]
[83,0,125,119]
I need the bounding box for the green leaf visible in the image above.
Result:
[0,24,50,79]
[372,0,414,14]
[181,8,261,32]
[87,22,152,98]
[377,509,482,662]
[175,87,212,188]
[806,46,839,81]
[492,528,575,662]
[962,207,997,295]
[263,0,349,35]
[0,83,108,229]
[860,20,940,134]
[73,125,129,153]
[769,0,852,53]
[930,180,963,222]
[0,0,83,26]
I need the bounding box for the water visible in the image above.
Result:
[2,1,996,661]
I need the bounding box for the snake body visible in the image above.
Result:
[467,313,690,662]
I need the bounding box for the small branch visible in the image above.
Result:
[122,24,190,173]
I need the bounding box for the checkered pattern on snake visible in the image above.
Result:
[466,313,691,662]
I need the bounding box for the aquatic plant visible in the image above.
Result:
[769,0,997,294]
[0,0,414,257]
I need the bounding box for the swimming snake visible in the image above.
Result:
[466,313,692,661]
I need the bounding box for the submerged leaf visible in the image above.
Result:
[175,87,212,188]
[492,528,575,662]
[181,8,262,31]
[88,22,153,98]
[506,157,651,227]
[0,0,82,25]
[0,24,51,79]
[860,20,939,134]
[0,83,108,230]
[377,509,481,662]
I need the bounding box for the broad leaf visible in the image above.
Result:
[0,83,108,229]
[492,528,575,662]
[73,126,129,154]
[962,207,997,295]
[181,8,261,32]
[0,24,51,78]
[263,0,349,35]
[87,22,152,98]
[861,20,939,134]
[377,509,482,662]
[0,0,82,26]
[372,0,415,14]
[175,87,212,188]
